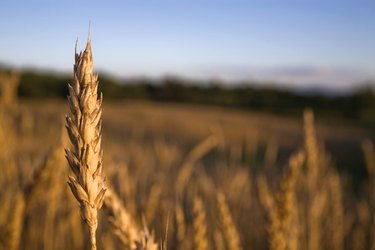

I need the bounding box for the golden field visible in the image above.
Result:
[1,43,375,250]
[1,97,375,249]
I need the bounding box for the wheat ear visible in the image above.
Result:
[65,40,106,250]
[303,109,320,191]
[175,203,186,246]
[257,152,305,250]
[0,71,20,109]
[7,193,25,250]
[104,187,158,250]
[216,191,241,250]
[193,196,209,250]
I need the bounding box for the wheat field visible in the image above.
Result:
[1,41,375,250]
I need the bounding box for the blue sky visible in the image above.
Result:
[0,1,374,89]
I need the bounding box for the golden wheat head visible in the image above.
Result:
[65,40,106,250]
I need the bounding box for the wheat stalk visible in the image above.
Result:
[328,173,344,250]
[276,151,304,250]
[0,71,20,109]
[6,192,25,250]
[104,187,158,250]
[352,201,370,250]
[175,203,186,247]
[303,109,320,192]
[214,229,225,250]
[176,134,220,196]
[362,139,375,177]
[216,191,241,250]
[257,175,284,250]
[257,151,304,250]
[104,187,142,249]
[308,190,327,250]
[65,40,106,250]
[193,196,209,250]
[0,107,18,186]
[145,184,162,224]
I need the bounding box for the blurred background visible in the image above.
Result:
[1,1,375,249]
[1,1,375,123]
[1,0,375,171]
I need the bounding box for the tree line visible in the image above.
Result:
[7,68,375,128]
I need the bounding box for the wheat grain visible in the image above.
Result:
[65,40,106,250]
